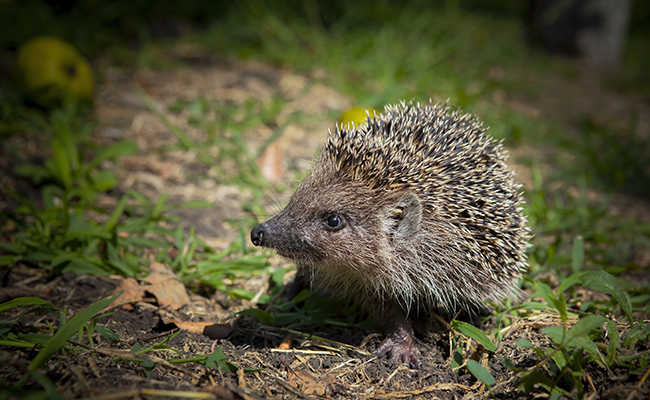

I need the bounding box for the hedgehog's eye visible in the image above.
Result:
[324,214,345,230]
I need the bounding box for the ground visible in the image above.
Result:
[1,45,649,400]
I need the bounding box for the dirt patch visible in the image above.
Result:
[3,263,646,399]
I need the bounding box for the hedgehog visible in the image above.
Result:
[250,101,529,369]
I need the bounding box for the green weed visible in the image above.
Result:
[0,294,250,398]
[525,165,650,277]
[199,1,529,108]
[449,319,498,390]
[0,98,264,289]
[115,331,247,377]
[504,267,649,397]
[173,226,272,299]
[1,105,148,276]
[0,294,120,399]
[575,115,650,197]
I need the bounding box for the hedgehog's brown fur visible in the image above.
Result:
[251,101,529,368]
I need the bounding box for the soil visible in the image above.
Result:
[1,45,650,399]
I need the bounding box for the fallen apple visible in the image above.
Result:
[16,36,94,108]
[339,106,378,129]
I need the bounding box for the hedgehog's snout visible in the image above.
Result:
[250,222,266,247]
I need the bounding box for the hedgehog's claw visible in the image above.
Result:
[375,336,422,369]
[374,313,422,369]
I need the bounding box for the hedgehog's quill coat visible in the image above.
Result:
[251,101,529,368]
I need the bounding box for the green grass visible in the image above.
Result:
[0,294,119,398]
[0,295,251,398]
[1,94,278,291]
[200,1,532,108]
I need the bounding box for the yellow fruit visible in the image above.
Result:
[16,36,94,108]
[339,106,378,129]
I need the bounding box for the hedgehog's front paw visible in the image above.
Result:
[374,327,422,369]
[375,336,422,369]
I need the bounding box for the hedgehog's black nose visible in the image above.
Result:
[250,223,266,247]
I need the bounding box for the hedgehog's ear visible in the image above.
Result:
[385,191,422,242]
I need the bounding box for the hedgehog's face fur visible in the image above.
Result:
[252,160,424,275]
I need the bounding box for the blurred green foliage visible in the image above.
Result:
[0,0,226,54]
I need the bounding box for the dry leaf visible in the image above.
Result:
[113,277,146,309]
[257,142,283,182]
[278,334,292,350]
[286,370,336,396]
[110,262,190,311]
[161,317,234,340]
[141,262,191,310]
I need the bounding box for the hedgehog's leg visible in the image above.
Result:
[374,306,422,369]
